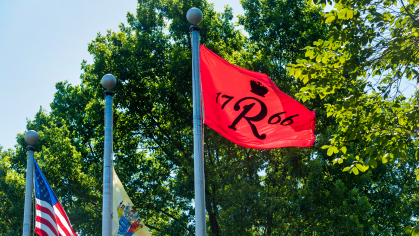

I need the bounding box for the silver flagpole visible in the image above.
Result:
[22,130,39,236]
[187,7,206,236]
[101,74,116,236]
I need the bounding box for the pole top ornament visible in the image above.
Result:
[187,8,202,25]
[24,130,39,145]
[101,74,117,90]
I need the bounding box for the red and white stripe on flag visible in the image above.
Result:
[35,199,77,236]
[34,158,77,236]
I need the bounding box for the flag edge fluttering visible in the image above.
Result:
[200,44,316,149]
[33,158,78,236]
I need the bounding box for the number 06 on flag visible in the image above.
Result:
[200,45,316,149]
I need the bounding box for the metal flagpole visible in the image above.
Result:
[22,130,39,236]
[187,7,206,236]
[101,74,116,236]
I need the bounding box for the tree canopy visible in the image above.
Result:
[289,0,419,175]
[1,0,419,235]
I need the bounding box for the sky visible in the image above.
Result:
[0,0,244,150]
[2,1,413,151]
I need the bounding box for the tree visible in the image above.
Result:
[289,0,419,177]
[2,0,419,235]
[288,1,419,232]
[0,147,25,236]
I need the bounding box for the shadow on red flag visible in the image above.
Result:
[200,45,316,149]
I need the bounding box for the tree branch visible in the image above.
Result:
[146,113,186,153]
[88,142,97,158]
[66,181,98,207]
[400,0,419,25]
[150,135,190,177]
[155,208,192,233]
[158,209,179,221]
[144,223,160,231]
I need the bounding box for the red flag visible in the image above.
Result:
[200,45,316,149]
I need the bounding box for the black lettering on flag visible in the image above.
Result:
[221,95,234,109]
[216,92,221,103]
[268,112,287,124]
[268,112,299,126]
[280,114,299,126]
[228,97,267,140]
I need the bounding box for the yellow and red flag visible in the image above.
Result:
[112,168,150,236]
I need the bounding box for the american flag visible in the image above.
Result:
[34,158,77,236]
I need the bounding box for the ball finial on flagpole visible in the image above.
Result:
[23,130,38,235]
[187,6,206,236]
[101,73,116,236]
[187,7,203,25]
[101,74,117,90]
[24,130,39,145]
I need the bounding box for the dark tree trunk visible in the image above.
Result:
[206,189,220,236]
[267,211,273,236]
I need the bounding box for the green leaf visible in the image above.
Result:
[342,167,351,172]
[412,227,418,236]
[382,153,389,164]
[370,159,378,168]
[333,158,340,165]
[338,8,348,19]
[321,145,330,149]
[327,147,334,156]
[347,10,353,19]
[325,16,336,23]
[294,69,302,78]
[352,166,359,175]
[341,146,347,154]
[333,146,339,154]
[405,226,413,234]
[356,164,364,172]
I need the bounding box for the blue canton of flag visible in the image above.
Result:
[34,158,77,236]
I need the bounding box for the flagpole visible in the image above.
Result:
[101,74,116,236]
[22,130,39,236]
[187,7,206,236]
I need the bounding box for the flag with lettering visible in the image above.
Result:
[200,45,316,149]
[34,158,77,236]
